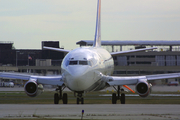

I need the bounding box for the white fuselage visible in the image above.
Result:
[61,47,114,92]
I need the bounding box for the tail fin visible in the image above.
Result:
[93,0,101,47]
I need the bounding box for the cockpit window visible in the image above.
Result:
[79,61,88,65]
[66,60,91,66]
[69,61,78,65]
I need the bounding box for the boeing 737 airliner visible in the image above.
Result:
[1,0,180,104]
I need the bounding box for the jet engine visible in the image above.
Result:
[135,81,152,97]
[24,80,43,97]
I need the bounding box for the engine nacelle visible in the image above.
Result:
[135,81,152,97]
[24,80,43,97]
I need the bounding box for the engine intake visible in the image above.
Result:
[24,80,43,97]
[136,81,151,97]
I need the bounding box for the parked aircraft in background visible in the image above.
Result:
[0,81,14,87]
[0,0,180,104]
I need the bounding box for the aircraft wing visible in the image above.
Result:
[110,47,157,56]
[106,73,180,86]
[0,72,64,86]
[145,73,180,81]
[43,46,70,53]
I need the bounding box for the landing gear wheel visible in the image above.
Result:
[54,93,59,104]
[112,86,126,104]
[76,92,84,104]
[81,98,84,104]
[77,98,79,104]
[63,93,68,104]
[77,98,84,104]
[54,86,68,104]
[112,93,117,104]
[121,93,125,104]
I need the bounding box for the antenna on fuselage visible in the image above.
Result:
[93,0,101,47]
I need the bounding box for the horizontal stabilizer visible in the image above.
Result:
[43,46,70,53]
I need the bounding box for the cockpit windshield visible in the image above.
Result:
[69,61,78,65]
[79,61,88,65]
[66,60,91,66]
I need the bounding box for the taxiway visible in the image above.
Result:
[0,104,180,120]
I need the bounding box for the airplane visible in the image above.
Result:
[1,0,180,104]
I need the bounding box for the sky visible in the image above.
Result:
[0,0,180,50]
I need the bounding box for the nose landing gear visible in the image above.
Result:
[75,92,84,104]
[54,86,84,105]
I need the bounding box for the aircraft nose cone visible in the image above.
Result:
[65,66,91,91]
[68,66,88,78]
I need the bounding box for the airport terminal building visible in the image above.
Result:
[77,40,180,83]
[0,41,64,75]
[1,40,180,84]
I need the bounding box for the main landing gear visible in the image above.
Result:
[112,86,125,104]
[54,86,68,104]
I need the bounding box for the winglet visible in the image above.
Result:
[93,0,101,47]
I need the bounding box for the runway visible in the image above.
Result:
[0,104,180,120]
[1,86,180,119]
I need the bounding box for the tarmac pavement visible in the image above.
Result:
[0,104,180,120]
[1,86,180,119]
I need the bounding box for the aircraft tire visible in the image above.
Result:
[121,93,125,104]
[63,93,68,104]
[54,93,59,104]
[112,93,117,104]
[81,98,84,104]
[77,98,79,104]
